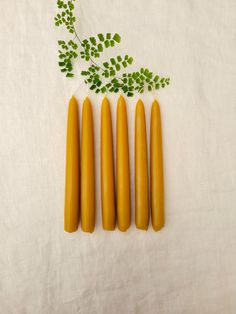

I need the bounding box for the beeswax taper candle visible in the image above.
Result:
[64,96,80,233]
[101,97,116,230]
[81,97,95,233]
[116,96,131,231]
[150,100,164,231]
[135,100,149,230]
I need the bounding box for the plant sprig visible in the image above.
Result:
[54,0,76,33]
[54,0,170,96]
[58,40,78,77]
[80,33,121,60]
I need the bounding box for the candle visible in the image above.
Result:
[150,100,164,231]
[81,97,95,233]
[101,97,116,230]
[135,99,149,230]
[116,96,131,231]
[64,96,80,232]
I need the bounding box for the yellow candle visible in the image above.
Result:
[135,99,149,230]
[150,100,164,231]
[101,97,116,230]
[116,95,131,231]
[64,96,80,233]
[81,97,95,233]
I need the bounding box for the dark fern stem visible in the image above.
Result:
[54,0,170,96]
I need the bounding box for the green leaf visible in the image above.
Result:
[127,92,133,97]
[110,69,116,76]
[110,40,115,47]
[128,78,133,85]
[113,33,121,43]
[122,86,128,93]
[117,56,122,62]
[59,62,65,66]
[127,57,133,64]
[122,61,127,68]
[66,73,74,77]
[98,33,105,41]
[68,2,74,10]
[97,44,103,52]
[144,68,149,76]
[104,40,110,48]
[111,78,118,84]
[110,58,116,65]
[103,62,109,68]
[89,37,96,45]
[115,64,121,71]
[106,33,111,39]
[101,86,106,93]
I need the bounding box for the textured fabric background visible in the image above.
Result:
[1,0,236,313]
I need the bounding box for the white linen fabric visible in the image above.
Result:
[1,0,236,313]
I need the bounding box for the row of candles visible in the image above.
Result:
[64,96,164,233]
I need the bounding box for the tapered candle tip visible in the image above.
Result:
[102,96,109,103]
[118,95,125,102]
[118,95,126,108]
[136,99,144,107]
[153,98,159,106]
[102,97,110,109]
[83,96,92,107]
[69,95,77,104]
